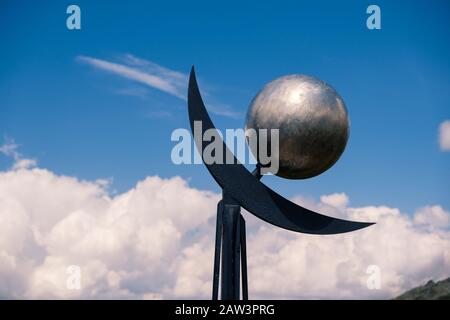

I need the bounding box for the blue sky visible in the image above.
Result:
[1,0,449,214]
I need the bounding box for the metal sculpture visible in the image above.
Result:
[187,67,374,300]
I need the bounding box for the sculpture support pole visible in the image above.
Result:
[240,214,248,300]
[212,199,248,300]
[212,201,223,300]
[212,166,259,300]
[221,203,241,300]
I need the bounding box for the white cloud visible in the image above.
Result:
[114,86,150,100]
[12,159,37,170]
[320,192,349,209]
[77,54,240,118]
[414,205,450,229]
[0,168,218,299]
[77,55,186,99]
[0,139,37,170]
[0,167,449,299]
[439,120,450,151]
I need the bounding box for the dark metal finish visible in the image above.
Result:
[240,215,248,300]
[212,201,223,300]
[212,195,249,300]
[221,203,241,300]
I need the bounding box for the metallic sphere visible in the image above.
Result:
[245,74,349,179]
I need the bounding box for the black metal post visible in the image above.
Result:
[212,201,223,300]
[221,203,241,300]
[240,214,248,300]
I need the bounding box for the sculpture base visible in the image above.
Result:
[212,197,248,300]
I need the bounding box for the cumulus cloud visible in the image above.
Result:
[0,166,449,299]
[0,168,218,299]
[414,205,450,230]
[439,120,450,151]
[320,193,349,209]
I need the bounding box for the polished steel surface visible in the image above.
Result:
[245,75,349,179]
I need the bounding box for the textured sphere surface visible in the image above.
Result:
[245,74,349,179]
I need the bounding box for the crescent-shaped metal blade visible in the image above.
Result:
[188,67,374,235]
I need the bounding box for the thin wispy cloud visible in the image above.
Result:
[77,54,240,118]
[77,55,186,99]
[114,86,150,100]
[206,102,241,118]
[146,110,173,119]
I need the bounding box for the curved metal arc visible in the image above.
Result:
[188,66,374,235]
